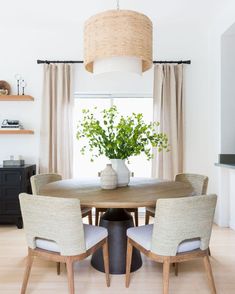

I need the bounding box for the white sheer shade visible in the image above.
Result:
[93,56,142,75]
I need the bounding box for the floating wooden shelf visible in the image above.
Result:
[0,130,34,135]
[0,95,34,101]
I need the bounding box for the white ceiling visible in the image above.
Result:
[0,0,231,29]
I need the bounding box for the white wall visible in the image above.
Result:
[207,1,235,224]
[221,32,235,153]
[218,167,235,229]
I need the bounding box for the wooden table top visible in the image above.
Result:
[39,177,193,209]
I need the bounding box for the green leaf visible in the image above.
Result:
[76,106,169,161]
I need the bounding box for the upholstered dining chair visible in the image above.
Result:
[30,174,93,225]
[19,193,110,294]
[126,195,217,294]
[145,173,209,275]
[145,173,209,225]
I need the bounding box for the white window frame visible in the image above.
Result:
[73,92,153,178]
[74,92,152,99]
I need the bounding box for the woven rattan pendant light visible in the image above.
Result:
[84,1,153,75]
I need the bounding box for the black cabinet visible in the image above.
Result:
[0,164,36,228]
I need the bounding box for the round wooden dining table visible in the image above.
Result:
[40,177,193,274]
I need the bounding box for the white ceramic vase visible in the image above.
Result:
[110,159,130,187]
[100,164,117,190]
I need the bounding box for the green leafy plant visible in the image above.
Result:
[76,106,169,161]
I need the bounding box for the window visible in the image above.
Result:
[73,93,153,178]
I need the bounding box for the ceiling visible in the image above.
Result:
[0,0,232,29]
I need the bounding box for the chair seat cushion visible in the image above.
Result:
[127,224,153,250]
[35,224,107,253]
[83,224,107,250]
[127,224,201,254]
[36,237,60,252]
[177,239,201,253]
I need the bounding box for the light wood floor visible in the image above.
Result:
[0,219,235,294]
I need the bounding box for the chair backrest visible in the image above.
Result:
[175,173,208,195]
[19,193,86,256]
[151,194,217,256]
[30,173,62,195]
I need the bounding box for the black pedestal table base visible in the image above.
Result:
[91,208,142,274]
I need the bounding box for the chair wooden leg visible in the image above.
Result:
[203,255,216,294]
[66,259,75,294]
[145,210,150,225]
[95,208,99,226]
[163,258,170,294]
[21,252,34,294]
[208,247,211,256]
[102,238,110,287]
[88,210,92,225]
[174,263,179,276]
[134,209,138,226]
[57,262,61,275]
[125,238,133,288]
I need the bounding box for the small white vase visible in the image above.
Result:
[100,164,117,190]
[110,159,130,187]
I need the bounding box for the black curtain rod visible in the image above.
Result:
[37,60,83,64]
[37,59,191,65]
[153,60,191,64]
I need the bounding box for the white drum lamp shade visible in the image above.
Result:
[84,10,153,75]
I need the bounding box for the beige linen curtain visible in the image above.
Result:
[152,64,184,180]
[39,63,73,179]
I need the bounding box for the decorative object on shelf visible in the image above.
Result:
[14,74,22,95]
[110,159,130,187]
[84,0,153,75]
[77,106,169,186]
[0,88,8,95]
[1,119,23,129]
[100,163,118,189]
[3,155,25,167]
[20,79,27,95]
[0,80,11,95]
